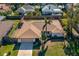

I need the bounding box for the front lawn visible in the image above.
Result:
[45,42,65,56]
[0,43,20,56]
[32,41,66,56]
[32,50,39,56]
[0,44,15,56]
[45,43,66,56]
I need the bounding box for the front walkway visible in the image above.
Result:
[18,42,33,56]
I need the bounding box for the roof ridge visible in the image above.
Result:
[30,24,41,36]
[16,22,30,38]
[51,23,64,33]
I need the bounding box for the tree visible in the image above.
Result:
[40,18,52,55]
[66,4,74,40]
[66,4,78,55]
[11,3,24,12]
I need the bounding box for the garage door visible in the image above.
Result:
[18,38,35,43]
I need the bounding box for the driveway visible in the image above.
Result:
[18,42,33,56]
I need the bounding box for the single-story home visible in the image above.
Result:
[0,4,11,12]
[13,20,65,43]
[0,21,14,38]
[17,5,35,14]
[41,4,63,16]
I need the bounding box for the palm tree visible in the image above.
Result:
[40,18,52,55]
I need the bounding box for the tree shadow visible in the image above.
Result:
[2,37,14,46]
[38,46,48,56]
[64,45,73,56]
[13,43,21,50]
[33,39,41,49]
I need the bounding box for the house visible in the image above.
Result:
[13,20,64,43]
[0,4,11,12]
[17,5,35,14]
[0,16,5,21]
[0,21,14,38]
[41,4,63,16]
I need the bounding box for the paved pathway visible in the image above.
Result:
[18,42,33,56]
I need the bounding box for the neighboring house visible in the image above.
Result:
[0,21,14,39]
[0,4,11,12]
[0,16,5,21]
[41,4,63,16]
[17,5,35,14]
[13,20,64,43]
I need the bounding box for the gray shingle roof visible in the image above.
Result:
[17,5,35,14]
[42,4,63,15]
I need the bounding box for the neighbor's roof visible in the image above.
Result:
[13,20,64,39]
[0,4,11,12]
[17,5,35,13]
[0,21,14,38]
[0,16,5,21]
[42,4,58,12]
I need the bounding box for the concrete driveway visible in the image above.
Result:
[18,42,33,56]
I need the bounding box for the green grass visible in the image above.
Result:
[0,43,20,56]
[46,42,66,56]
[8,20,20,37]
[32,45,66,56]
[61,18,68,31]
[45,45,65,56]
[61,19,68,27]
[45,45,66,56]
[0,44,15,56]
[32,42,66,56]
[11,43,21,56]
[32,50,39,56]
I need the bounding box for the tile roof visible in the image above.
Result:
[13,20,64,39]
[0,4,11,12]
[17,5,35,14]
[0,21,14,38]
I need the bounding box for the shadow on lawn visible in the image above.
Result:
[38,46,48,56]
